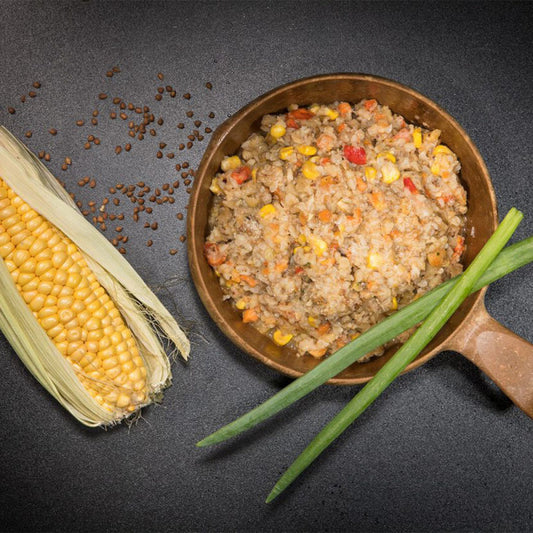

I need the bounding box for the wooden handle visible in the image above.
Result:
[446,298,533,418]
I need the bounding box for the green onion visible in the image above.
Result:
[197,233,533,449]
[266,208,522,502]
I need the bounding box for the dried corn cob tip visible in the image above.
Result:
[0,127,190,427]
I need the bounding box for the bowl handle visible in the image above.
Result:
[445,297,533,418]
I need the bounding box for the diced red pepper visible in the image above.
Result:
[364,99,377,111]
[204,242,226,266]
[343,145,366,165]
[288,108,315,120]
[286,117,300,129]
[230,165,252,184]
[294,266,304,274]
[403,177,417,193]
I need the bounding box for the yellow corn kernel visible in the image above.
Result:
[307,316,318,327]
[309,236,328,256]
[302,161,320,180]
[270,123,286,139]
[367,252,383,269]
[413,128,422,148]
[220,155,241,171]
[235,299,247,310]
[391,296,398,310]
[381,161,401,184]
[325,108,339,120]
[259,203,276,218]
[297,145,317,156]
[273,329,293,346]
[377,151,396,163]
[279,146,294,160]
[292,246,302,255]
[432,144,452,156]
[430,162,441,175]
[209,178,222,195]
[297,234,307,245]
[365,166,377,180]
[309,104,320,114]
[252,168,257,180]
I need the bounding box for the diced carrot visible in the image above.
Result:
[338,102,352,116]
[320,257,336,267]
[298,212,308,225]
[374,112,386,121]
[320,157,331,165]
[370,191,386,211]
[364,99,377,111]
[275,261,288,273]
[316,133,335,152]
[319,176,334,189]
[453,236,465,259]
[347,207,362,225]
[356,177,367,192]
[204,242,226,266]
[317,322,331,335]
[240,274,257,287]
[242,308,259,323]
[308,348,327,358]
[427,251,443,267]
[318,209,332,223]
[337,123,346,133]
[288,108,315,120]
[286,117,300,129]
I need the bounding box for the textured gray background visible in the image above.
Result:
[1,1,532,532]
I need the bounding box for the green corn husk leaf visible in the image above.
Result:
[0,126,190,426]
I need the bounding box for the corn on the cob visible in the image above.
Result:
[0,127,189,427]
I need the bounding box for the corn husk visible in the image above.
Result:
[0,126,190,426]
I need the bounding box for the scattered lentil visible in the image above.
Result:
[8,107,15,114]
[76,120,84,126]
[49,128,57,135]
[205,82,213,90]
[98,93,108,100]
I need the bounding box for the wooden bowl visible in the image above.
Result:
[188,74,533,417]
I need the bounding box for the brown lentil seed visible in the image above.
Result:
[28,91,37,98]
[145,207,153,214]
[194,120,202,127]
[98,93,108,100]
[110,112,117,119]
[44,153,51,161]
[120,112,127,120]
[33,81,41,89]
[25,131,32,138]
[91,118,98,125]
[167,152,175,159]
[120,102,126,109]
[186,111,193,118]
[89,179,96,188]
[119,247,126,254]
[176,212,184,220]
[179,235,186,242]
[205,82,213,90]
[156,151,163,159]
[92,110,99,117]
[113,97,121,104]
[76,120,84,126]
[157,72,164,80]
[20,95,26,103]
[137,133,144,140]
[149,129,156,136]
[155,94,162,101]
[38,150,45,159]
[183,93,191,99]
[65,156,72,165]
[205,127,212,133]
[125,143,131,151]
[177,122,184,129]
[159,142,167,149]
[187,142,193,149]
[49,128,57,135]
[169,249,177,255]
[179,143,185,150]
[84,142,91,150]
[106,71,113,77]
[94,138,101,145]
[157,117,163,125]
[182,162,189,169]
[115,146,122,154]
[147,240,153,247]
[8,107,15,114]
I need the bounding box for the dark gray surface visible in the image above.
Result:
[1,1,532,532]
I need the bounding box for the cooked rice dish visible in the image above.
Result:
[205,99,467,359]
